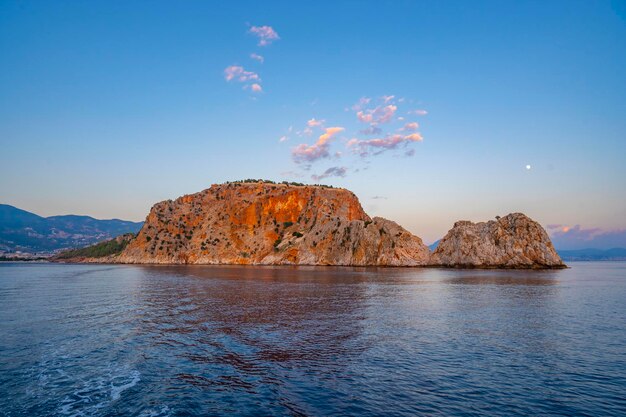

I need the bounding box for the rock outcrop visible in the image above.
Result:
[429,213,565,268]
[117,182,431,266]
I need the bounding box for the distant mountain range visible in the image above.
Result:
[0,204,143,253]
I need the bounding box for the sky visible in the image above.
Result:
[1,0,625,248]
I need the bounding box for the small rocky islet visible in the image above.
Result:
[56,180,565,269]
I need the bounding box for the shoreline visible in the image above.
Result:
[45,259,569,270]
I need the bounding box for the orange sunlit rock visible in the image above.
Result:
[117,181,431,266]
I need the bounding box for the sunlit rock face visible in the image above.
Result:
[117,182,431,266]
[429,213,565,269]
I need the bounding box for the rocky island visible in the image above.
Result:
[56,180,565,268]
[118,181,431,266]
[430,213,564,268]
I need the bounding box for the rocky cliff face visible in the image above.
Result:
[429,213,564,268]
[117,182,431,266]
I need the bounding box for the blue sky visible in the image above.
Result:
[1,0,625,247]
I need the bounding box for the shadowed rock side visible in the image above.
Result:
[429,213,565,269]
[117,182,431,266]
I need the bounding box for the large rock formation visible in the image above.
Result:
[117,182,431,266]
[429,213,565,268]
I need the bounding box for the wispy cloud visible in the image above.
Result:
[292,127,345,164]
[248,25,280,46]
[312,166,347,181]
[359,126,382,135]
[348,133,423,156]
[351,97,371,111]
[408,109,428,116]
[250,53,264,63]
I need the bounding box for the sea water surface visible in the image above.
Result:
[0,262,625,416]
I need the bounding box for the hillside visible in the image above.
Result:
[0,204,143,253]
[54,234,135,261]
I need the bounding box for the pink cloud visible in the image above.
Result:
[307,118,325,128]
[292,127,344,164]
[356,111,373,123]
[318,127,344,143]
[348,133,423,156]
[377,105,397,123]
[250,83,262,93]
[248,25,280,46]
[408,109,428,116]
[250,53,264,63]
[402,122,419,131]
[403,133,423,141]
[356,104,397,124]
[224,65,260,82]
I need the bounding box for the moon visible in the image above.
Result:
[525,164,531,170]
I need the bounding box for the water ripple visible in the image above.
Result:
[0,262,625,416]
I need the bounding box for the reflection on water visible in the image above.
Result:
[0,263,625,416]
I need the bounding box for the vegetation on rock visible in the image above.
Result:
[55,233,135,259]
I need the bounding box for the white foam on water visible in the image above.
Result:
[140,405,171,417]
[55,367,141,415]
[110,369,141,400]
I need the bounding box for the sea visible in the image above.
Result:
[1,262,625,416]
